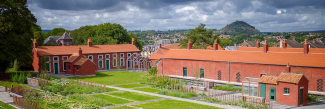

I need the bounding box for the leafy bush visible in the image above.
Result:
[308,95,319,103]
[10,72,32,84]
[148,67,157,75]
[212,84,242,92]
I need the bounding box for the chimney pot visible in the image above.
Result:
[313,39,316,43]
[213,39,218,51]
[256,39,260,48]
[283,39,287,48]
[87,39,92,47]
[304,39,309,55]
[263,40,268,53]
[131,38,135,45]
[158,41,161,48]
[78,47,82,56]
[187,39,192,50]
[33,39,37,48]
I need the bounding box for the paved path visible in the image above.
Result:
[0,86,13,104]
[291,101,325,109]
[103,98,170,109]
[106,85,244,109]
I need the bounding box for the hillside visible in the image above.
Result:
[218,21,261,36]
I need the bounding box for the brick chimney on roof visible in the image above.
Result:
[263,40,268,53]
[79,47,82,56]
[256,39,260,48]
[131,38,134,45]
[313,39,316,43]
[87,39,92,47]
[213,39,218,51]
[304,39,309,55]
[158,41,161,49]
[33,39,37,48]
[187,39,192,50]
[283,39,287,49]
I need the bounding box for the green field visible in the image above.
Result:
[70,71,146,85]
[134,100,223,109]
[115,84,147,88]
[108,106,136,109]
[108,91,161,101]
[92,94,133,105]
[133,88,161,93]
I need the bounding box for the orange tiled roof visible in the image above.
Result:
[161,49,325,67]
[65,56,78,63]
[258,76,278,84]
[149,43,181,60]
[277,72,305,84]
[74,57,89,66]
[36,44,140,55]
[237,47,325,53]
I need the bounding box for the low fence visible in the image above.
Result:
[206,90,272,109]
[11,93,46,109]
[27,77,48,87]
[76,79,106,91]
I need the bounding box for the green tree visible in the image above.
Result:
[218,38,234,48]
[45,28,69,38]
[33,31,46,46]
[180,23,219,49]
[129,33,143,51]
[0,0,37,73]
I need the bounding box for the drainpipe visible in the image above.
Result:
[228,61,230,83]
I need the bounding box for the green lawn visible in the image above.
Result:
[92,94,133,105]
[133,88,161,93]
[115,84,147,88]
[0,104,17,109]
[0,81,29,89]
[108,106,136,109]
[70,71,146,85]
[108,91,161,101]
[134,100,223,109]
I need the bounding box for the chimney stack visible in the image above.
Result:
[304,39,309,55]
[158,41,161,49]
[283,39,287,48]
[213,39,218,51]
[78,47,82,56]
[87,39,92,47]
[256,39,260,48]
[187,39,192,50]
[131,38,135,45]
[33,39,37,48]
[263,40,268,53]
[313,39,316,43]
[287,63,291,72]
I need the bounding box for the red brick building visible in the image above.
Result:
[258,72,309,106]
[156,39,325,93]
[64,48,96,76]
[32,38,140,75]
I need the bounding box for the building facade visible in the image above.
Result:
[32,38,141,74]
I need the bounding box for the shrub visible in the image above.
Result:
[308,95,319,103]
[10,72,31,84]
[212,84,242,92]
[148,67,157,75]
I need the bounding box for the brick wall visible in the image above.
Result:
[76,60,96,76]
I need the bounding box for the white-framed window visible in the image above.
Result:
[105,54,110,59]
[98,55,103,59]
[120,53,124,57]
[45,56,51,72]
[76,67,79,71]
[99,60,103,68]
[113,58,117,67]
[134,58,138,65]
[62,56,68,71]
[88,55,93,60]
[120,58,124,66]
[127,53,131,57]
[53,56,59,61]
[284,88,290,95]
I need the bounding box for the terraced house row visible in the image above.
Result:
[32,38,140,76]
[151,39,325,93]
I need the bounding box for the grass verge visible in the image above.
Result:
[134,100,223,109]
[108,106,136,109]
[108,91,161,101]
[69,71,147,85]
[133,88,161,93]
[0,81,29,89]
[92,94,132,105]
[0,104,17,109]
[115,84,147,88]
[157,89,197,98]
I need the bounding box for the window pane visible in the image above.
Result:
[99,60,103,68]
[113,59,117,66]
[54,57,58,61]
[99,56,103,59]
[46,57,50,62]
[106,55,109,58]
[89,56,93,59]
[121,59,124,66]
[63,62,66,70]
[46,63,50,71]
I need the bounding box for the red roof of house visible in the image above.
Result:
[74,57,89,66]
[206,45,224,50]
[35,44,140,55]
[149,43,181,60]
[237,47,325,53]
[161,49,325,67]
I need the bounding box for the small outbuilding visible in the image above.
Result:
[65,48,96,76]
[258,72,309,107]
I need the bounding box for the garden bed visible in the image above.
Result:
[133,88,161,93]
[133,100,222,109]
[108,91,162,101]
[212,84,242,92]
[115,84,147,88]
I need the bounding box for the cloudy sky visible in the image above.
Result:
[27,0,325,32]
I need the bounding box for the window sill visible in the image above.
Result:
[283,94,290,96]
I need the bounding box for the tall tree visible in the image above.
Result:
[33,31,45,46]
[180,23,219,49]
[0,0,37,73]
[129,33,143,51]
[45,28,69,38]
